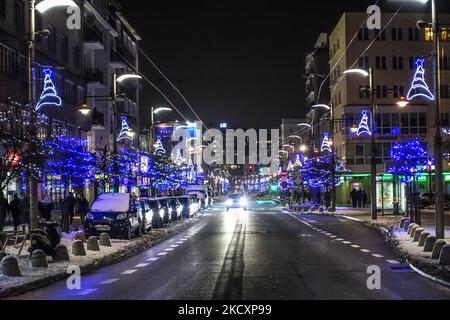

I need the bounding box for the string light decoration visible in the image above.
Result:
[407,58,435,101]
[301,155,349,190]
[35,68,62,111]
[388,139,429,183]
[357,110,372,136]
[117,116,133,142]
[321,133,332,153]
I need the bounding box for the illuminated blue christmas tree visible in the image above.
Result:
[407,58,434,101]
[357,110,372,136]
[388,139,429,183]
[35,68,62,111]
[301,155,348,190]
[321,133,332,153]
[117,116,133,142]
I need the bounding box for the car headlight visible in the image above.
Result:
[226,199,233,206]
[86,213,95,220]
[239,198,248,206]
[116,213,127,220]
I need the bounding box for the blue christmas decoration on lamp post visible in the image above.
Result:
[117,116,133,142]
[407,58,435,101]
[321,133,332,153]
[357,110,372,136]
[35,68,62,111]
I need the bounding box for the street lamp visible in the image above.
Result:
[312,104,331,111]
[78,103,91,116]
[345,67,377,220]
[35,0,77,13]
[396,96,409,108]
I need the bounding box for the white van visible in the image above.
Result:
[186,185,212,209]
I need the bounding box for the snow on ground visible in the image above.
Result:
[0,213,207,297]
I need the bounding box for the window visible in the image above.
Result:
[408,28,420,41]
[358,56,370,69]
[393,56,404,70]
[376,56,386,70]
[48,24,56,53]
[425,27,450,42]
[441,84,450,99]
[393,85,405,98]
[61,35,69,62]
[15,0,25,33]
[73,45,80,67]
[392,28,403,41]
[375,29,386,41]
[0,0,6,18]
[359,85,370,99]
[0,42,18,77]
[425,27,433,41]
[358,28,369,41]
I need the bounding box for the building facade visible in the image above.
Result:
[328,12,450,208]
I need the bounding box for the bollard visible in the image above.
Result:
[403,220,411,232]
[424,235,437,252]
[75,231,87,243]
[412,228,425,242]
[407,223,417,235]
[399,218,409,229]
[54,244,70,262]
[72,240,86,256]
[31,249,48,268]
[409,225,421,238]
[438,245,450,266]
[87,236,100,251]
[99,233,112,247]
[431,240,447,260]
[1,256,21,277]
[418,232,431,247]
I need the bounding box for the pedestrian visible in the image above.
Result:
[77,194,89,224]
[357,189,363,208]
[20,192,30,230]
[0,192,9,231]
[62,193,75,232]
[8,194,22,231]
[38,194,54,221]
[350,188,358,208]
[362,190,368,208]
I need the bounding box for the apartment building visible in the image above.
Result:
[328,12,450,207]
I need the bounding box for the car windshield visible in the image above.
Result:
[229,194,241,199]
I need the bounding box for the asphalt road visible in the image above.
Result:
[8,203,450,300]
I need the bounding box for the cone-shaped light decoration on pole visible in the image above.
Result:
[117,116,133,142]
[407,58,435,101]
[357,110,372,136]
[321,133,332,153]
[35,68,62,111]
[153,139,166,155]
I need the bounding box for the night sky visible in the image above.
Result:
[120,0,450,130]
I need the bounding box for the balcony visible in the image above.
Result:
[92,109,105,130]
[84,26,104,51]
[85,68,105,89]
[110,42,136,68]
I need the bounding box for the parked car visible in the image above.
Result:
[141,198,164,228]
[225,193,248,211]
[186,185,211,210]
[85,193,143,240]
[167,197,183,221]
[158,198,172,224]
[178,196,197,218]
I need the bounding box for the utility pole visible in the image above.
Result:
[28,0,38,230]
[369,67,378,220]
[432,0,445,239]
[112,72,119,192]
[329,102,336,213]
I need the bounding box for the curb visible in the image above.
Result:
[0,213,209,298]
[406,259,450,288]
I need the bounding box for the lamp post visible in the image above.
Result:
[150,107,173,147]
[344,67,377,220]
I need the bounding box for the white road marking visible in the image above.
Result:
[342,241,352,244]
[136,263,150,268]
[121,269,137,275]
[336,238,344,241]
[360,249,371,253]
[372,254,384,258]
[170,245,179,248]
[147,257,159,262]
[164,248,174,252]
[101,279,119,285]
[158,252,168,256]
[75,289,98,296]
[387,260,401,264]
[176,241,184,244]
[330,235,337,238]
[351,245,361,248]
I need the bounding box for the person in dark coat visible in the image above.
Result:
[8,194,22,231]
[38,194,54,221]
[357,189,363,208]
[77,194,89,224]
[350,188,358,208]
[0,193,9,231]
[62,193,76,232]
[361,190,368,208]
[20,193,30,230]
